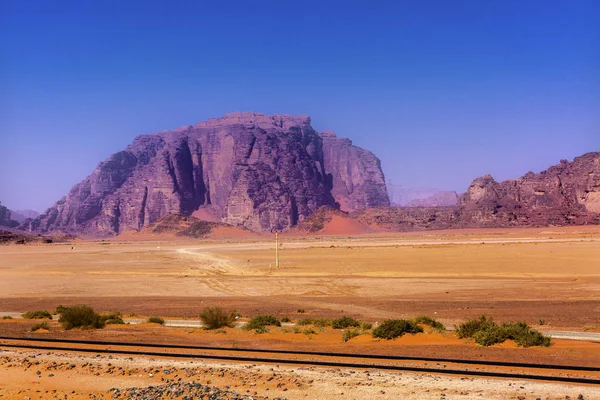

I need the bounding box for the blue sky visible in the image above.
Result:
[1,1,598,211]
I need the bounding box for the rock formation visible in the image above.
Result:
[0,202,18,228]
[21,112,389,236]
[320,131,389,211]
[9,209,40,223]
[458,152,600,226]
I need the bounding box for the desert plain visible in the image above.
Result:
[1,226,600,399]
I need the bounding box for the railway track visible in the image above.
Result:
[1,336,599,385]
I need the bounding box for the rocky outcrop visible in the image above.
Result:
[459,152,600,226]
[21,113,389,236]
[320,130,389,212]
[0,202,18,228]
[352,153,600,232]
[352,206,461,231]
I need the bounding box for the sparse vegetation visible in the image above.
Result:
[54,305,68,315]
[281,316,290,323]
[342,327,361,342]
[200,307,236,330]
[360,321,373,330]
[22,310,52,319]
[297,309,305,314]
[303,327,317,336]
[31,321,49,332]
[413,315,445,332]
[456,316,496,339]
[332,316,360,329]
[101,312,124,325]
[297,318,331,328]
[57,305,104,330]
[2,316,13,320]
[244,315,281,332]
[538,318,546,326]
[456,316,551,347]
[214,328,227,334]
[372,319,423,340]
[147,316,165,325]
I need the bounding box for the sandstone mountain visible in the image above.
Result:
[20,112,389,236]
[297,152,600,234]
[0,202,18,229]
[9,209,40,222]
[458,152,600,227]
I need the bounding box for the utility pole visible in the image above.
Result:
[275,231,280,269]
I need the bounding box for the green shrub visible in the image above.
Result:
[303,327,317,336]
[31,322,49,332]
[147,316,165,325]
[22,310,52,319]
[332,316,360,329]
[297,309,305,313]
[2,316,13,320]
[372,319,423,340]
[297,318,331,327]
[498,322,551,347]
[457,317,551,347]
[244,315,281,331]
[456,316,496,339]
[342,328,361,342]
[413,315,446,332]
[58,305,104,330]
[200,307,236,330]
[312,318,331,328]
[55,305,68,315]
[360,321,373,330]
[101,312,124,325]
[281,316,290,323]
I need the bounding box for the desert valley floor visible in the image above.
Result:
[1,226,599,399]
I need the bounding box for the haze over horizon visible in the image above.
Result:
[1,1,598,212]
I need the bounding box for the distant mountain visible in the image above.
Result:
[458,152,600,227]
[0,202,18,228]
[311,152,600,233]
[387,185,458,207]
[20,112,389,236]
[406,191,459,207]
[9,209,40,222]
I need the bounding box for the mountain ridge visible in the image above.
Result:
[19,112,389,236]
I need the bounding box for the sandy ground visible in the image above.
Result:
[1,226,599,328]
[1,347,599,400]
[1,226,599,397]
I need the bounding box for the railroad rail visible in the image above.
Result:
[1,336,599,385]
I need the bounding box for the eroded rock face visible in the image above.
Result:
[320,131,389,212]
[352,153,600,231]
[459,152,600,226]
[0,203,18,228]
[22,112,389,236]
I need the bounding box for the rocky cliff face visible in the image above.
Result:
[22,112,389,236]
[0,203,18,228]
[458,152,600,226]
[320,130,389,212]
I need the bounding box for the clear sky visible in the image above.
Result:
[1,1,598,211]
